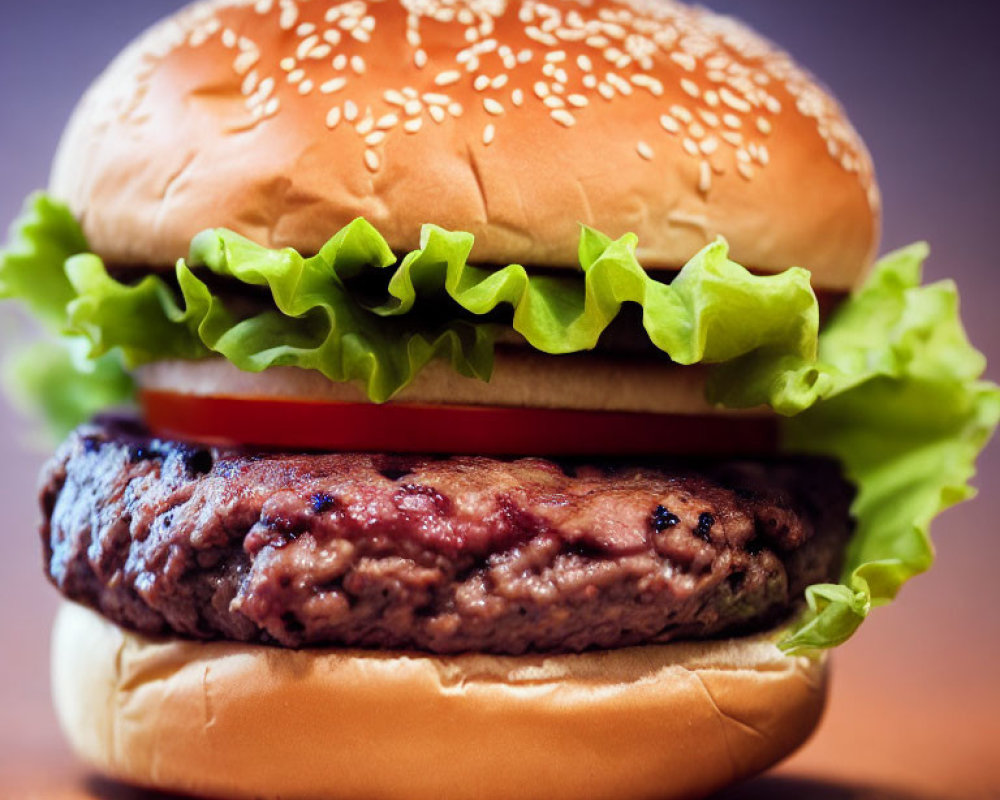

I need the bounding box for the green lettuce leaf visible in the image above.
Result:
[58,213,820,405]
[3,340,134,440]
[0,194,134,438]
[0,193,996,652]
[771,246,1000,650]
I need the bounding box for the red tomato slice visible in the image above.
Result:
[141,390,778,456]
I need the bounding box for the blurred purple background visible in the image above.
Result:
[1,1,998,794]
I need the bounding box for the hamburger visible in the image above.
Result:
[1,1,997,799]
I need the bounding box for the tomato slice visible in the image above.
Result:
[141,390,778,456]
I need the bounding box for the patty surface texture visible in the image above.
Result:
[41,417,852,654]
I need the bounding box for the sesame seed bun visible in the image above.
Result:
[52,601,827,800]
[51,0,878,289]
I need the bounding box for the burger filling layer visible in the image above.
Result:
[42,417,852,655]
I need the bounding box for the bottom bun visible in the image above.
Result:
[52,601,827,800]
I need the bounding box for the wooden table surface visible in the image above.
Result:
[2,414,998,799]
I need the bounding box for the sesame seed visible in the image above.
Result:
[680,78,700,98]
[377,114,399,129]
[356,115,374,135]
[365,131,385,146]
[670,51,696,72]
[406,28,420,47]
[736,148,751,163]
[492,74,508,89]
[263,97,279,116]
[414,49,428,68]
[222,28,237,48]
[323,30,341,46]
[670,105,693,123]
[423,93,449,105]
[636,141,654,160]
[757,117,772,135]
[597,83,614,100]
[704,90,719,107]
[631,74,664,96]
[543,95,565,109]
[436,70,461,86]
[721,130,743,146]
[698,110,720,127]
[404,117,422,133]
[567,94,588,108]
[577,54,593,71]
[351,55,365,74]
[344,100,358,122]
[698,161,712,193]
[659,115,680,134]
[321,77,347,94]
[534,82,549,98]
[688,122,706,138]
[325,107,341,129]
[234,51,258,74]
[404,99,422,116]
[308,44,332,60]
[511,88,525,106]
[765,96,782,114]
[364,150,380,172]
[525,26,557,45]
[297,34,319,60]
[428,105,446,123]
[280,57,296,71]
[333,54,347,70]
[517,49,533,63]
[757,144,770,165]
[737,162,754,180]
[723,113,742,129]
[258,77,275,96]
[546,50,567,62]
[699,137,719,155]
[298,79,313,95]
[551,109,575,127]
[582,74,597,89]
[606,73,631,94]
[720,88,751,112]
[296,22,316,37]
[384,89,405,105]
[448,102,463,117]
[683,138,699,157]
[483,98,504,115]
[241,70,259,96]
[279,3,298,30]
[474,75,490,91]
[402,87,418,99]
[483,123,496,144]
[288,68,305,84]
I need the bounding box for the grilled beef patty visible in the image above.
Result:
[41,417,853,654]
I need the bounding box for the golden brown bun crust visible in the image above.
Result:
[51,0,878,289]
[53,602,827,800]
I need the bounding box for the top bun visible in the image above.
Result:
[51,0,879,289]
